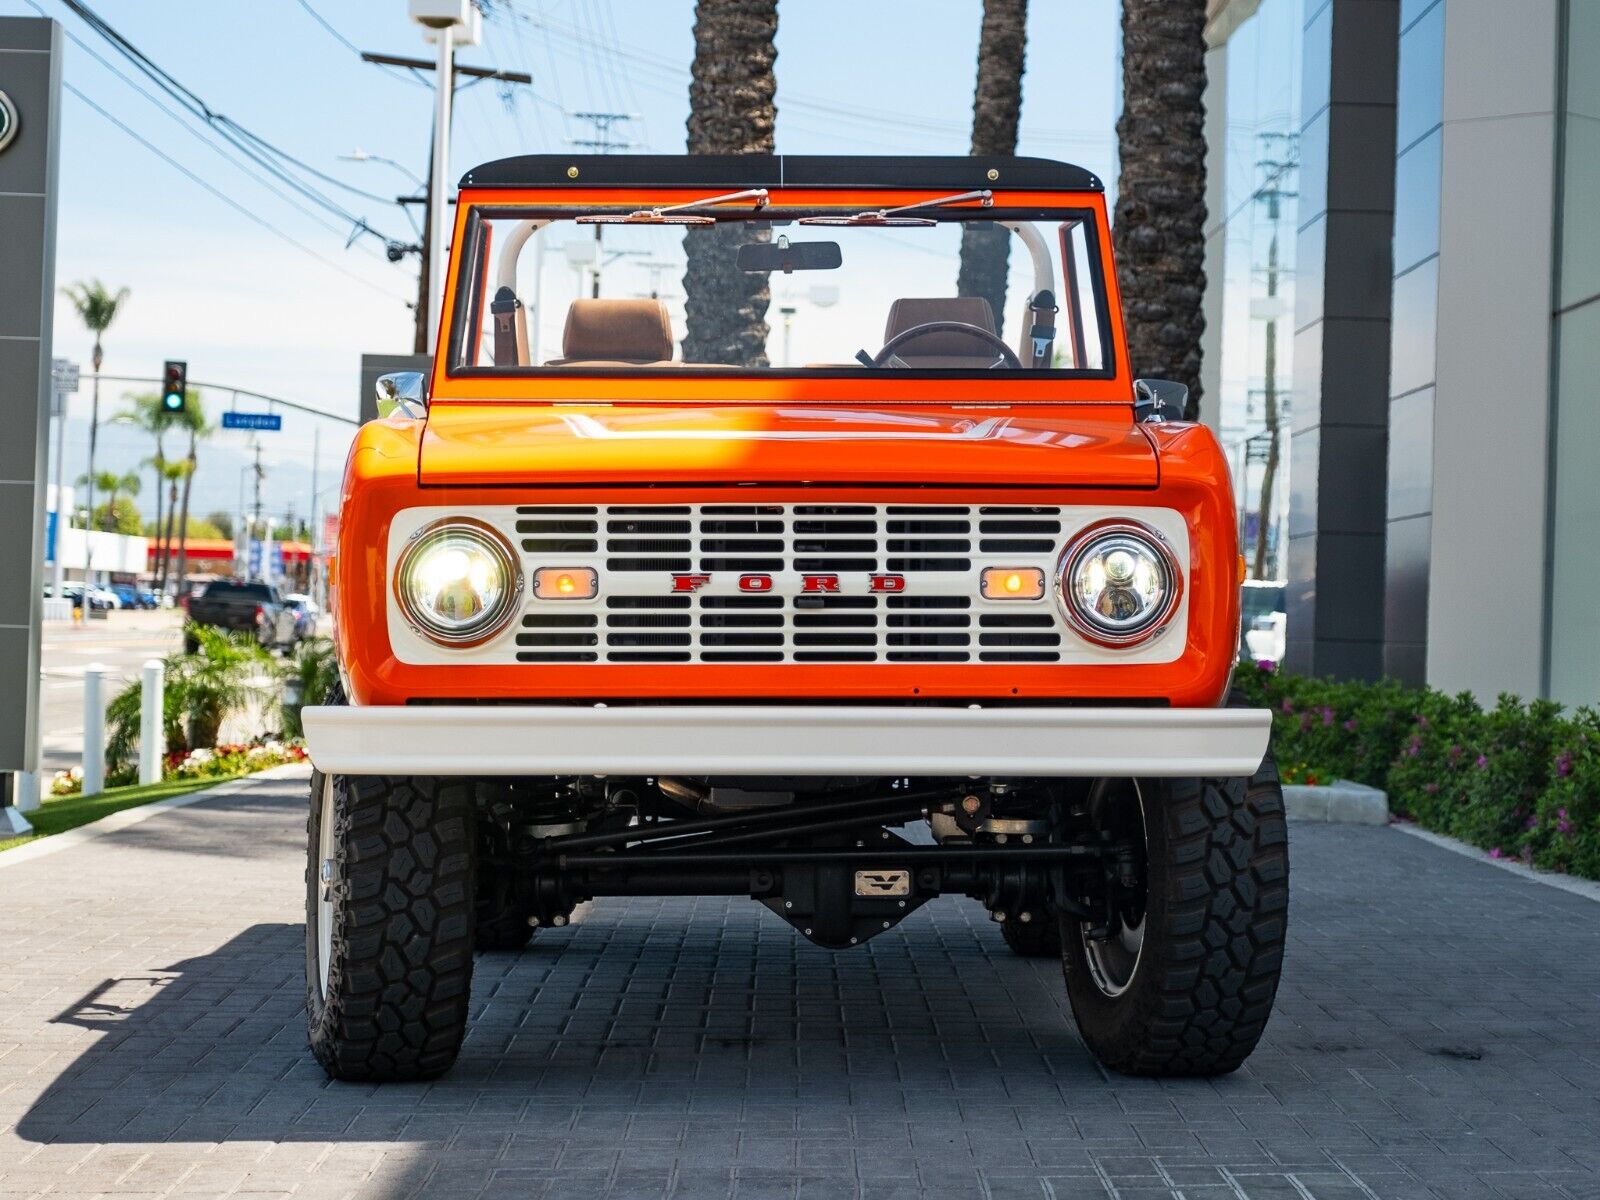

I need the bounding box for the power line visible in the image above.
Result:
[291,0,429,91]
[60,82,406,303]
[57,0,411,248]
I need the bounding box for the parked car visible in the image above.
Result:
[281,592,320,640]
[110,584,158,610]
[52,583,113,612]
[299,154,1287,1085]
[185,580,298,652]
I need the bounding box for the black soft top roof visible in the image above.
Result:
[459,154,1103,193]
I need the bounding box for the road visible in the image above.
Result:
[2,773,1598,1199]
[37,610,184,776]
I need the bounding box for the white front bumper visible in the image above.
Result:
[302,704,1271,779]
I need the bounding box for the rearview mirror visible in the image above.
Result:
[375,371,427,420]
[736,239,842,274]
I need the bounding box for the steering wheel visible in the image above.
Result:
[864,320,1023,369]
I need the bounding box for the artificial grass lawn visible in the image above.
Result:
[0,774,247,853]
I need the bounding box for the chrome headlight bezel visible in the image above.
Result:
[1055,519,1182,648]
[394,517,523,647]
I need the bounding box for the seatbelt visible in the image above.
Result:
[1026,289,1058,369]
[490,286,529,367]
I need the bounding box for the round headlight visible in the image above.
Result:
[395,518,521,646]
[1057,521,1181,646]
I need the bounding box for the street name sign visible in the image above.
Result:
[222,411,283,431]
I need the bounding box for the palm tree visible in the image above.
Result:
[116,393,181,575]
[60,280,130,584]
[1113,0,1208,420]
[680,0,778,367]
[171,394,210,598]
[76,469,140,533]
[956,0,1028,335]
[156,459,192,594]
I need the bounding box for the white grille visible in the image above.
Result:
[511,503,1079,665]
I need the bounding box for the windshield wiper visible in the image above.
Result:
[797,188,993,227]
[577,187,769,226]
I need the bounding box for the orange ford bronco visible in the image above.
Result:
[302,155,1286,1083]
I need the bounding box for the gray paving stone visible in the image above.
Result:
[1,773,1599,1199]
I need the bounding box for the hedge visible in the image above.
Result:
[1233,663,1600,880]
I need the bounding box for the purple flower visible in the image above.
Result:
[1476,755,1489,769]
[1321,707,1335,727]
[1256,659,1277,673]
[1418,715,1430,729]
[1526,815,1539,830]
[1344,718,1359,732]
[1299,713,1313,733]
[1489,847,1503,860]
[1556,752,1573,779]
[1280,699,1295,714]
[1405,737,1422,758]
[1558,808,1573,835]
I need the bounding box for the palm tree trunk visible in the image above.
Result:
[160,477,179,594]
[1114,0,1209,420]
[175,436,196,597]
[680,0,777,367]
[150,453,163,585]
[957,0,1028,335]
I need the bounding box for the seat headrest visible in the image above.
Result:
[561,298,674,363]
[883,297,998,357]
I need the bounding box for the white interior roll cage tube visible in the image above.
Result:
[488,216,1056,369]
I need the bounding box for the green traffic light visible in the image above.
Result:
[162,391,183,412]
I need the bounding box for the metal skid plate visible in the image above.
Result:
[756,829,933,949]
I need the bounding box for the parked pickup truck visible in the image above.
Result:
[186,580,298,652]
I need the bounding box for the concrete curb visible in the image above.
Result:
[1283,779,1389,825]
[1394,822,1600,904]
[0,762,313,870]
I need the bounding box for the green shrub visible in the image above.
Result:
[1237,663,1600,881]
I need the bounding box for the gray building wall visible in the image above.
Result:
[1424,0,1561,698]
[0,17,60,778]
[1284,0,1399,679]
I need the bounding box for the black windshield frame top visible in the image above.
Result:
[446,203,1118,383]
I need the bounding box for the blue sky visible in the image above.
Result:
[3,0,1120,527]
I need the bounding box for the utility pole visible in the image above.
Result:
[356,41,530,353]
[570,112,637,298]
[252,437,264,541]
[1250,133,1299,582]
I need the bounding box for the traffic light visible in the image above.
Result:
[161,360,187,413]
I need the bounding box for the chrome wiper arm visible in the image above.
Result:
[798,188,993,227]
[577,187,769,226]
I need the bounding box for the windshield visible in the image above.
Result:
[449,205,1114,378]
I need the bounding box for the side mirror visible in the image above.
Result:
[1133,378,1189,423]
[375,371,427,420]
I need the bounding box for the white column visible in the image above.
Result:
[82,663,105,796]
[139,659,164,786]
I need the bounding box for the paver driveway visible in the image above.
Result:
[1,767,1598,1200]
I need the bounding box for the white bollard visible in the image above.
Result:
[83,663,105,796]
[139,659,164,786]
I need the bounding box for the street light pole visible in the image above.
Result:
[426,21,454,352]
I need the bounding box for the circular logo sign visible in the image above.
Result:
[0,90,18,155]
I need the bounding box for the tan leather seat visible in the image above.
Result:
[880,297,1004,368]
[545,298,675,366]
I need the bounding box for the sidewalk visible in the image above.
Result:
[0,767,1597,1199]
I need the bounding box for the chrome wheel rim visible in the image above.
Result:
[316,775,335,999]
[1081,780,1148,999]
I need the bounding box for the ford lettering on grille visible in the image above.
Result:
[511,503,1071,666]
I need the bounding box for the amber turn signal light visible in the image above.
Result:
[980,567,1046,600]
[532,567,598,599]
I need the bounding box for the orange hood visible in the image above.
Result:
[417,403,1158,488]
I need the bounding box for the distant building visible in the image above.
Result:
[1199,0,1596,706]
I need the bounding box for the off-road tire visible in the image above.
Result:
[305,688,476,1081]
[1062,732,1288,1077]
[475,866,534,952]
[1000,915,1062,958]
